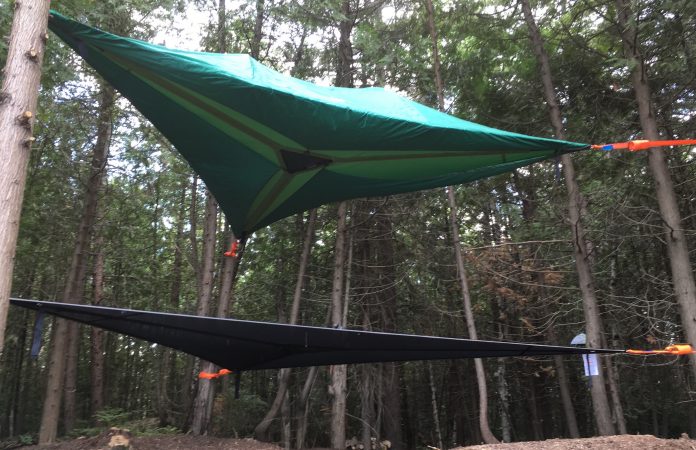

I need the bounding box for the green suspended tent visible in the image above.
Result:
[48,11,588,237]
[16,12,637,371]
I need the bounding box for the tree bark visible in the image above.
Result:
[63,84,115,434]
[250,0,265,60]
[0,0,51,358]
[374,209,404,450]
[329,201,349,449]
[423,1,497,441]
[255,210,316,441]
[447,188,499,444]
[159,182,187,426]
[295,366,319,449]
[615,0,696,379]
[428,363,444,450]
[190,192,219,435]
[519,0,615,435]
[39,84,115,443]
[90,236,106,420]
[423,0,445,111]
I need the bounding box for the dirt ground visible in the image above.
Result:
[12,432,696,449]
[457,434,696,449]
[17,431,281,450]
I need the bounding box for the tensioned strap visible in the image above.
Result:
[591,139,696,152]
[626,344,695,355]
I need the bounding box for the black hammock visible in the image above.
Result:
[10,298,621,371]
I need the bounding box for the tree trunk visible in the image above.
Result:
[424,2,497,441]
[496,358,511,442]
[295,365,319,449]
[423,0,444,111]
[159,182,187,426]
[428,363,444,450]
[527,376,543,440]
[374,209,404,450]
[360,363,374,450]
[615,0,696,379]
[0,0,51,358]
[63,83,115,434]
[250,0,265,60]
[606,261,627,434]
[255,210,316,441]
[326,7,354,445]
[190,192,219,435]
[90,236,106,420]
[281,393,291,450]
[447,188,499,444]
[519,0,615,435]
[329,201,349,449]
[39,84,115,443]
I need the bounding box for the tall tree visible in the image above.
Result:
[191,0,233,434]
[254,210,316,442]
[423,0,498,443]
[329,201,349,449]
[39,83,116,443]
[0,0,51,357]
[519,0,615,435]
[614,0,696,379]
[90,235,106,420]
[189,191,219,435]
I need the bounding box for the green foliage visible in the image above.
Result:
[87,408,180,437]
[211,393,268,437]
[94,408,131,426]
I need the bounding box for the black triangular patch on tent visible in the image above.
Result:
[280,150,332,173]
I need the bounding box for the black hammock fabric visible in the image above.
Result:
[11,298,622,370]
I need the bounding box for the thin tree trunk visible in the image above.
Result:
[191,0,230,430]
[327,7,354,444]
[281,393,291,450]
[604,260,627,434]
[360,363,374,449]
[250,0,265,60]
[428,363,444,450]
[0,0,51,357]
[496,359,511,442]
[329,201,349,449]
[554,355,580,438]
[423,0,444,111]
[159,182,187,426]
[255,210,316,441]
[423,2,497,441]
[90,236,106,419]
[527,376,543,440]
[447,188,499,444]
[63,83,115,434]
[615,0,696,379]
[375,209,404,450]
[40,84,115,442]
[519,0,615,435]
[295,365,319,449]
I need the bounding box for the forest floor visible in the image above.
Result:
[11,432,696,449]
[457,434,696,449]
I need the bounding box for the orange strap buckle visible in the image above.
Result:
[627,344,695,355]
[199,368,233,379]
[224,240,239,258]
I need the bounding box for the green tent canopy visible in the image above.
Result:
[48,11,588,236]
